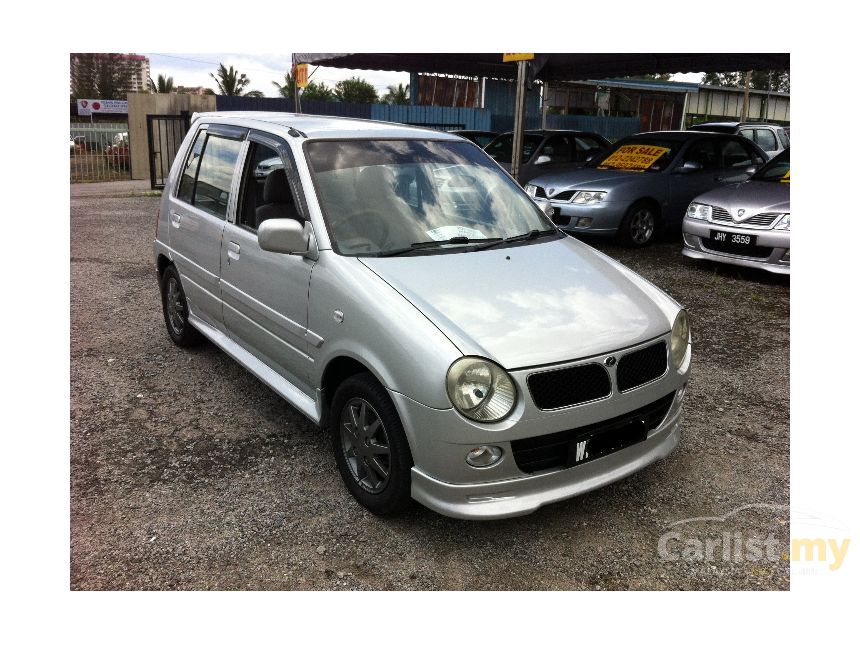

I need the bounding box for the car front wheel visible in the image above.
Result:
[618,202,658,247]
[330,373,414,516]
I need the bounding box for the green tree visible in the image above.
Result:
[210,64,252,96]
[702,70,789,92]
[149,74,175,94]
[382,83,410,105]
[302,81,335,102]
[333,76,379,103]
[71,53,137,99]
[272,73,297,98]
[702,72,742,87]
[626,73,673,82]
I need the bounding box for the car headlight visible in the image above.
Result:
[572,190,606,204]
[773,213,790,231]
[670,310,690,370]
[686,203,712,220]
[446,357,517,422]
[525,184,538,198]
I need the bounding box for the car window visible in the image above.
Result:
[751,150,790,182]
[485,134,544,164]
[237,141,302,231]
[473,134,496,148]
[740,129,756,142]
[573,135,605,162]
[681,139,720,170]
[755,128,778,152]
[720,139,757,168]
[540,135,573,163]
[177,129,207,203]
[776,128,790,149]
[191,134,244,219]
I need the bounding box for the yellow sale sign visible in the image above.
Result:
[599,145,670,171]
[295,64,309,88]
[503,53,535,62]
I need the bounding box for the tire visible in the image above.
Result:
[330,373,414,516]
[618,201,659,247]
[160,264,202,347]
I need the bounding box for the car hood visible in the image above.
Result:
[694,180,790,213]
[530,167,654,193]
[359,236,679,370]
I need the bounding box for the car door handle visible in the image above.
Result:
[170,211,181,227]
[227,241,240,261]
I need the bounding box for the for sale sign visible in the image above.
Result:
[598,145,670,172]
[77,99,129,116]
[294,64,309,88]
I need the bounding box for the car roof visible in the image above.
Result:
[191,111,464,141]
[497,129,595,136]
[627,130,727,141]
[693,121,783,129]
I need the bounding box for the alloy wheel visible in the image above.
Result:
[629,208,655,245]
[339,397,392,494]
[166,277,185,336]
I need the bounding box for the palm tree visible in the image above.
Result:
[382,83,409,105]
[210,64,251,96]
[149,74,175,94]
[272,73,296,98]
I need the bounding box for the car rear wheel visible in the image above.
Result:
[160,264,202,347]
[618,202,658,247]
[330,373,413,515]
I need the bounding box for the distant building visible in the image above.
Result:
[70,53,150,94]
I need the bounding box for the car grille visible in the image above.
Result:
[527,363,611,410]
[510,392,676,474]
[533,186,547,198]
[550,190,577,202]
[711,207,780,228]
[616,342,668,392]
[701,238,773,258]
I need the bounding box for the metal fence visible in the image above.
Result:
[70,122,131,182]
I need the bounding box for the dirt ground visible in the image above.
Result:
[70,192,790,590]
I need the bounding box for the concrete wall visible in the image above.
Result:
[128,93,216,180]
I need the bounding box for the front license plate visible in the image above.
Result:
[566,417,649,468]
[710,229,757,250]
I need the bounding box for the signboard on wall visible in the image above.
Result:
[503,53,534,62]
[294,64,309,88]
[77,99,129,116]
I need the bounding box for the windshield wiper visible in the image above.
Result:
[472,229,556,252]
[376,236,501,257]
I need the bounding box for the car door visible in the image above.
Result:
[718,136,767,182]
[219,131,317,397]
[667,138,724,223]
[167,124,246,332]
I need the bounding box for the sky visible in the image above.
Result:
[146,53,704,97]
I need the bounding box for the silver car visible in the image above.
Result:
[688,121,789,159]
[682,150,789,274]
[525,131,768,247]
[154,112,691,519]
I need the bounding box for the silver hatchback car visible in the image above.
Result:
[154,112,691,519]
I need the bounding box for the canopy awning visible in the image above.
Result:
[293,53,789,82]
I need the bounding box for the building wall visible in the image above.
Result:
[128,93,216,180]
[686,87,790,124]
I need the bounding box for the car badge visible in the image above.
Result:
[604,356,617,367]
[548,188,556,196]
[734,208,746,221]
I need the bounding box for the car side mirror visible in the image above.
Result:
[745,164,761,176]
[258,218,309,255]
[585,154,595,162]
[674,160,703,174]
[535,154,552,166]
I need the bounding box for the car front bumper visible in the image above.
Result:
[681,218,790,275]
[532,197,629,236]
[390,332,689,520]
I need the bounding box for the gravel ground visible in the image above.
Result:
[71,193,790,590]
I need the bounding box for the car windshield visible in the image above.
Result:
[585,137,680,172]
[750,150,790,182]
[305,139,555,256]
[484,134,544,164]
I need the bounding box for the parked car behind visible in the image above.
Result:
[485,129,611,185]
[525,131,769,246]
[449,129,498,148]
[154,112,691,520]
[688,121,789,159]
[682,149,789,274]
[104,132,130,169]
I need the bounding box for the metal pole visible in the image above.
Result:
[741,70,752,123]
[510,60,528,183]
[541,82,548,130]
[679,92,688,130]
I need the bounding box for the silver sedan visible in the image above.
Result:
[682,150,789,274]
